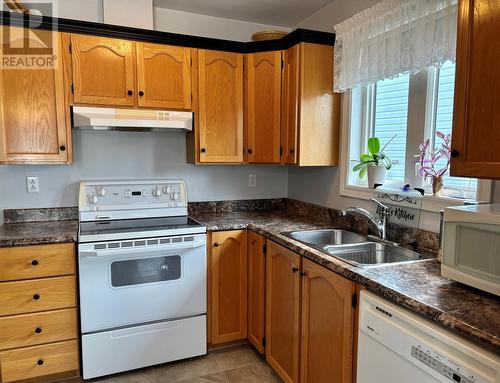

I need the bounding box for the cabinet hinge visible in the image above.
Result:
[191,93,193,101]
[352,293,357,308]
[69,43,72,54]
[280,146,283,157]
[190,57,193,66]
[71,83,74,94]
[262,244,267,255]
[262,337,266,347]
[281,59,284,69]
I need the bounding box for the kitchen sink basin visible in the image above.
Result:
[284,229,422,267]
[285,229,367,247]
[323,242,421,267]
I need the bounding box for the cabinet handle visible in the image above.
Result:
[35,327,42,334]
[201,148,206,153]
[300,271,306,277]
[127,90,133,96]
[451,149,459,158]
[59,145,66,152]
[37,359,44,366]
[247,149,253,154]
[290,149,295,154]
[33,294,40,300]
[292,266,298,273]
[31,259,39,266]
[213,242,220,247]
[139,91,144,96]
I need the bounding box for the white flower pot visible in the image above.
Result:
[367,165,387,188]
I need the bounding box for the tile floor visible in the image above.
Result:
[91,344,282,383]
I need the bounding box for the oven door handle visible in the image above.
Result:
[79,240,206,257]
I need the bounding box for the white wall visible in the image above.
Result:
[154,8,290,41]
[0,131,287,210]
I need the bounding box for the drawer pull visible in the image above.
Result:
[31,259,39,266]
[37,359,44,366]
[33,294,40,300]
[35,327,42,334]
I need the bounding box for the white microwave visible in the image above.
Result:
[442,204,500,297]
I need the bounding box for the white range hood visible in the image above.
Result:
[72,107,193,132]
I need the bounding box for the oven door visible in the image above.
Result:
[78,234,206,333]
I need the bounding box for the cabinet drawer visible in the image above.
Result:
[0,276,76,316]
[0,244,75,282]
[0,340,78,383]
[0,309,77,350]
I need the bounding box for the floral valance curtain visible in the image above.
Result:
[333,0,458,92]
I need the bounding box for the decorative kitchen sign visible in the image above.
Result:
[371,185,423,230]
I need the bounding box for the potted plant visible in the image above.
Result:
[415,131,451,196]
[352,136,394,188]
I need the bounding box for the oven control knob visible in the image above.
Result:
[162,186,172,194]
[88,195,98,204]
[152,188,162,197]
[96,187,106,196]
[170,192,179,201]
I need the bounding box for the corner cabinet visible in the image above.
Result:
[247,231,266,354]
[0,28,72,164]
[266,241,301,383]
[209,230,248,344]
[451,0,500,179]
[245,51,282,163]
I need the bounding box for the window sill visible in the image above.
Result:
[339,184,483,213]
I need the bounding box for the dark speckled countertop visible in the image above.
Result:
[0,220,79,247]
[191,210,500,354]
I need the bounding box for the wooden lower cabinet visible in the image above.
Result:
[266,241,301,383]
[247,231,266,354]
[300,258,355,383]
[210,230,248,344]
[0,243,79,383]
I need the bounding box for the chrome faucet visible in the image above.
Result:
[341,198,390,240]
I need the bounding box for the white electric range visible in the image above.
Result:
[77,180,207,379]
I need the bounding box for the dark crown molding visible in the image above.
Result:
[0,11,335,53]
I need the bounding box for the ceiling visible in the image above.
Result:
[153,0,334,27]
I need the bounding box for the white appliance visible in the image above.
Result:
[441,204,500,296]
[78,180,207,379]
[357,291,500,383]
[72,106,193,132]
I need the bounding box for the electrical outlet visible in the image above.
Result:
[248,174,257,188]
[26,176,40,193]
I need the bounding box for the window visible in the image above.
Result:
[342,62,491,209]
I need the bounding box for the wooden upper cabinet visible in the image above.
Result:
[283,43,340,166]
[266,241,300,383]
[210,230,248,344]
[245,51,282,163]
[71,34,136,106]
[247,231,266,355]
[451,0,500,179]
[0,28,71,164]
[282,45,300,165]
[197,50,244,163]
[300,258,355,383]
[136,43,192,109]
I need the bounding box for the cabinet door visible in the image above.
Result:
[247,231,266,354]
[451,0,500,178]
[281,45,300,165]
[210,230,247,344]
[198,50,243,163]
[245,51,282,163]
[0,28,71,164]
[137,43,192,109]
[266,241,300,383]
[71,34,136,106]
[300,258,355,383]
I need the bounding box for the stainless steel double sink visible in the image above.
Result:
[284,229,421,267]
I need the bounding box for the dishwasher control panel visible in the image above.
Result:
[411,346,477,383]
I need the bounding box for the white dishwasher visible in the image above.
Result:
[357,291,500,383]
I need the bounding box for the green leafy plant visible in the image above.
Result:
[352,136,395,179]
